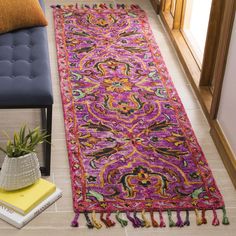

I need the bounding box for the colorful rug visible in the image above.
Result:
[52,3,229,228]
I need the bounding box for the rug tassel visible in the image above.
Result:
[106,212,116,227]
[84,212,94,229]
[91,211,102,229]
[71,213,79,227]
[99,4,107,9]
[150,211,159,227]
[184,210,190,226]
[116,211,128,227]
[100,212,116,228]
[201,209,207,224]
[131,4,139,10]
[222,206,230,225]
[134,211,145,227]
[103,4,108,9]
[212,208,220,226]
[126,211,139,228]
[100,212,109,227]
[159,210,166,227]
[84,4,90,9]
[195,209,202,225]
[167,210,175,227]
[141,210,151,228]
[176,210,184,227]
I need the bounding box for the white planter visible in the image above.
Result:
[0,153,41,191]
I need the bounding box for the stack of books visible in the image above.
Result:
[0,178,62,228]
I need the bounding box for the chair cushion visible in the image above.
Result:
[0,0,47,34]
[0,0,53,107]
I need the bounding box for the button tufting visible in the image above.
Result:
[0,7,53,107]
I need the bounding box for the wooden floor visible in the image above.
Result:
[0,0,236,235]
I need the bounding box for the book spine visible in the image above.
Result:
[21,192,62,227]
[0,190,62,229]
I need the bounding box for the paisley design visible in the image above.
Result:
[52,4,224,214]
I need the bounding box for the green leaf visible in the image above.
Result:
[0,125,49,157]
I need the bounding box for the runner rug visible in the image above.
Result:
[52,3,229,229]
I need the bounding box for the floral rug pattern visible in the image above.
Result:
[52,4,224,215]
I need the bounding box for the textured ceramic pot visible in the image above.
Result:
[0,153,41,191]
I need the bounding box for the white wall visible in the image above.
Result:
[218,14,236,156]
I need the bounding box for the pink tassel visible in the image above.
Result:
[101,212,114,227]
[106,212,116,227]
[159,210,166,227]
[212,208,220,226]
[150,211,159,227]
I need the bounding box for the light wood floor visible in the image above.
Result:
[0,0,236,235]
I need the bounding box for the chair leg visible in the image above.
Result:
[45,105,52,176]
[41,105,52,176]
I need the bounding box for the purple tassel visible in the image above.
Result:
[71,213,79,227]
[134,212,145,227]
[126,212,139,228]
[176,210,184,227]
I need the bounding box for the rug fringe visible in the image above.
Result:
[194,208,203,225]
[212,208,220,226]
[176,210,184,227]
[100,212,116,227]
[159,209,166,227]
[115,211,128,227]
[84,211,94,229]
[222,206,230,225]
[201,209,207,224]
[184,210,190,226]
[134,211,145,227]
[50,3,141,10]
[71,213,79,227]
[150,210,159,227]
[91,210,102,229]
[71,208,230,229]
[167,210,176,227]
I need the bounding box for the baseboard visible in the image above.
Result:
[210,120,236,188]
[150,0,161,14]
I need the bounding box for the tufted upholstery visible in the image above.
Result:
[0,0,53,107]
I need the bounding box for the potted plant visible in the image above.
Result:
[0,125,49,191]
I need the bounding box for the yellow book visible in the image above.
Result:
[0,178,56,215]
